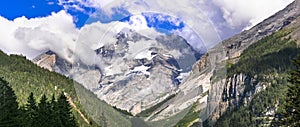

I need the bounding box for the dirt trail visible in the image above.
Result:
[64,92,90,125]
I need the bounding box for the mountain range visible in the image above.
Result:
[14,0,300,126]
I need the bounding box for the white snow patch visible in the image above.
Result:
[134,50,156,60]
[162,54,172,58]
[131,65,151,75]
[104,65,114,76]
[176,72,190,82]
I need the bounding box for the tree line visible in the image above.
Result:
[0,77,77,127]
[211,30,300,126]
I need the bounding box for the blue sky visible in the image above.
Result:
[0,0,90,28]
[0,0,292,39]
[0,0,62,20]
[0,0,185,32]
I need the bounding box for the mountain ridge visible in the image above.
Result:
[136,0,300,126]
[29,1,300,126]
[32,31,201,115]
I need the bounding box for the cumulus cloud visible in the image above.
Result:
[0,10,163,67]
[0,11,78,60]
[57,0,294,46]
[212,0,294,29]
[0,10,113,66]
[77,14,161,49]
[114,0,222,49]
[173,27,207,52]
[59,0,222,49]
[0,0,295,63]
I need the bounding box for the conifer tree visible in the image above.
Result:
[57,92,77,127]
[49,94,60,126]
[24,92,38,127]
[0,77,19,127]
[37,94,52,127]
[283,54,300,126]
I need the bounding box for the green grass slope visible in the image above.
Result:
[0,50,131,126]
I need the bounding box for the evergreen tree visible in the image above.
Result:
[37,94,52,127]
[51,94,56,105]
[283,54,300,126]
[49,94,60,127]
[24,92,38,127]
[57,92,77,127]
[0,77,19,127]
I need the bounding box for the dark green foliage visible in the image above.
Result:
[0,50,98,126]
[36,94,54,127]
[56,92,77,127]
[215,106,254,127]
[224,30,298,103]
[0,77,19,127]
[0,50,76,105]
[174,103,201,127]
[73,80,131,127]
[24,92,39,127]
[215,78,287,127]
[213,30,299,126]
[136,94,176,117]
[227,31,297,78]
[281,54,300,126]
[19,93,77,127]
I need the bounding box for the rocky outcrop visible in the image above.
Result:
[32,1,300,125]
[200,0,300,123]
[144,0,300,123]
[210,73,251,121]
[33,30,201,115]
[32,51,56,71]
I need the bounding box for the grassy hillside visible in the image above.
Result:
[212,29,299,126]
[0,50,131,126]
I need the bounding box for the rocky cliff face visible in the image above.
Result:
[32,51,57,71]
[143,0,300,124]
[32,1,300,125]
[32,29,201,115]
[209,1,300,122]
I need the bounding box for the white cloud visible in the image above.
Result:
[48,2,55,5]
[0,10,113,66]
[173,27,207,52]
[58,0,119,15]
[128,15,149,31]
[0,10,163,66]
[210,0,294,30]
[57,0,294,48]
[0,11,78,61]
[59,0,222,49]
[118,0,222,48]
[77,15,161,50]
[0,0,295,63]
